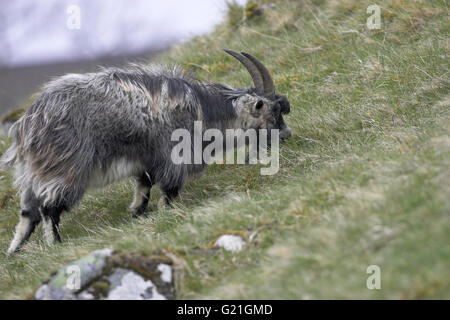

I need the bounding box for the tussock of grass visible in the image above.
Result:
[0,0,449,299]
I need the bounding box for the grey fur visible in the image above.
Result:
[1,52,291,254]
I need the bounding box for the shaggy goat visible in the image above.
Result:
[1,49,291,254]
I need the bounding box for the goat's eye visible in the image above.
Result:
[255,100,264,110]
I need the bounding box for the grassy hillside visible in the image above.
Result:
[0,0,449,299]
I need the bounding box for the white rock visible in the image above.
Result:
[214,235,245,252]
[157,264,172,283]
[34,284,51,300]
[78,291,95,300]
[107,271,166,300]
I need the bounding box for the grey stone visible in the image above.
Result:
[34,248,175,300]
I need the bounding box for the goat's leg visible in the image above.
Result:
[130,172,153,218]
[158,168,186,210]
[7,210,41,254]
[159,184,180,210]
[7,188,41,255]
[40,205,65,245]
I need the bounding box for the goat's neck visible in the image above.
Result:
[198,89,238,134]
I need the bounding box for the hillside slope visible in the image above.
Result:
[0,0,449,299]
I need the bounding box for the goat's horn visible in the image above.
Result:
[224,49,264,95]
[241,52,275,100]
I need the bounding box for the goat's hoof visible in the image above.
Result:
[6,248,17,256]
[131,208,148,219]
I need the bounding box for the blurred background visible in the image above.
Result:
[0,0,247,118]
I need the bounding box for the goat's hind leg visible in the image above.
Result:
[40,182,85,245]
[7,188,41,255]
[40,204,66,245]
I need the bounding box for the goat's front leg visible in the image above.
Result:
[130,172,153,218]
[158,184,180,211]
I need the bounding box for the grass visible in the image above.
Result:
[0,0,449,299]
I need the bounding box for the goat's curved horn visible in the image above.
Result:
[241,52,275,100]
[224,49,264,95]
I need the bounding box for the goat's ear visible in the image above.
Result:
[275,95,291,114]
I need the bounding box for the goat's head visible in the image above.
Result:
[224,49,292,142]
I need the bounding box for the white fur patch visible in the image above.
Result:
[13,158,68,207]
[130,184,149,210]
[7,216,31,254]
[33,177,67,207]
[41,217,55,245]
[88,158,142,189]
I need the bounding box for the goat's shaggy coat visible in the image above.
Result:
[2,51,291,254]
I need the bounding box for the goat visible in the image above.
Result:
[1,49,291,254]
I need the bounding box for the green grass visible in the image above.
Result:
[0,0,449,299]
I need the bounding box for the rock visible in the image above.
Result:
[157,263,172,283]
[34,249,176,300]
[106,269,166,300]
[35,248,113,300]
[214,235,246,252]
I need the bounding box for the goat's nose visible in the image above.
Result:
[284,128,292,139]
[280,127,292,141]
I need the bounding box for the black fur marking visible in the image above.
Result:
[275,94,291,114]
